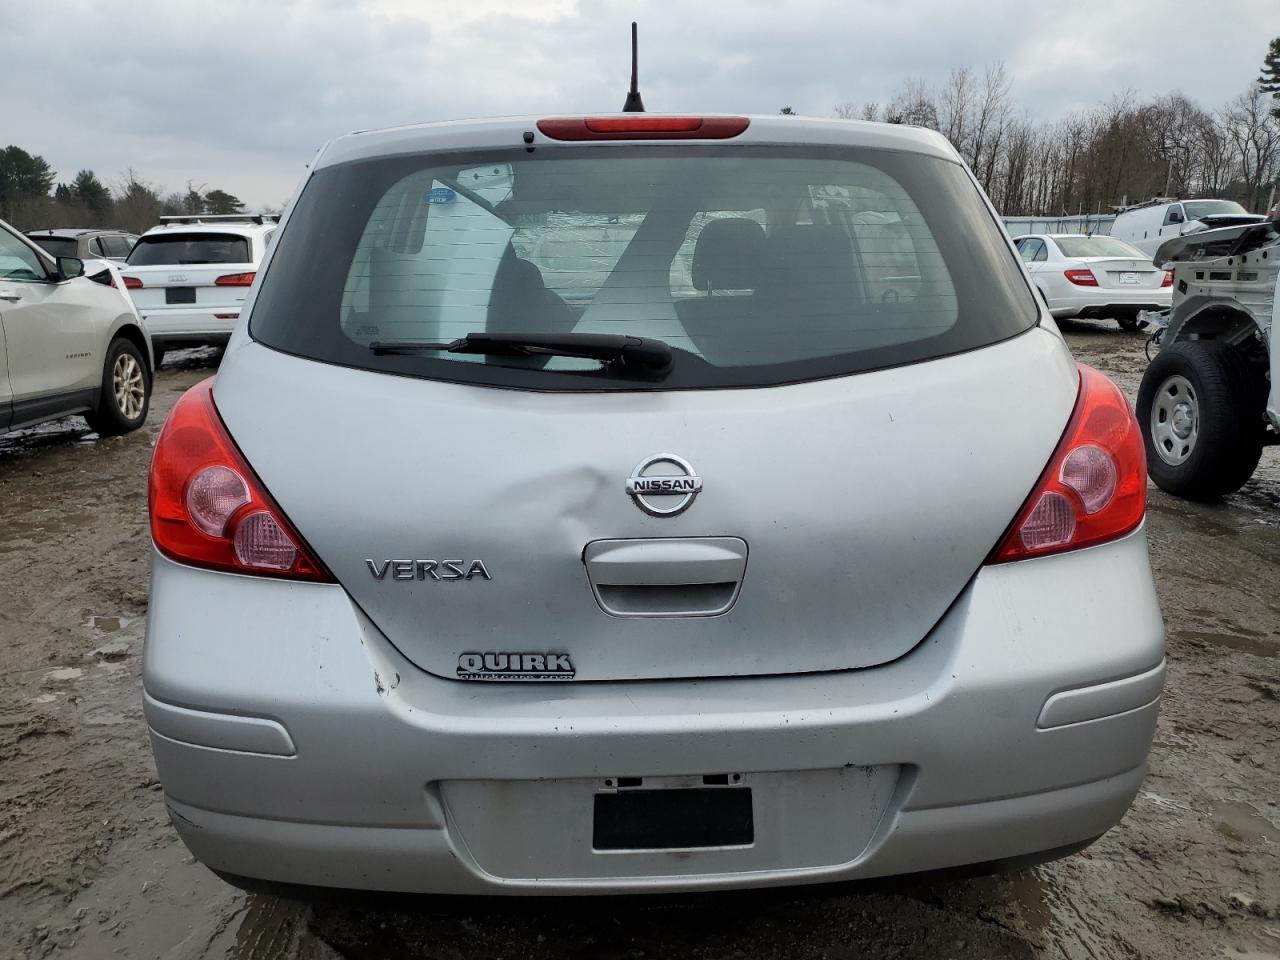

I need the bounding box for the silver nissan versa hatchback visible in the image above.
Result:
[144,113,1165,894]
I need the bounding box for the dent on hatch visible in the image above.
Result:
[489,461,613,544]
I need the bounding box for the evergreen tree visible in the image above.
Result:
[1260,37,1280,118]
[71,169,112,216]
[0,146,55,220]
[203,189,244,214]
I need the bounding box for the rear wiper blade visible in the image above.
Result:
[369,332,673,378]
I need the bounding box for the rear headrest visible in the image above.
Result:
[757,225,858,306]
[692,218,766,292]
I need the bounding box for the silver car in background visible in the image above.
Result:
[144,114,1164,894]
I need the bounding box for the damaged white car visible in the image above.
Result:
[1137,217,1280,499]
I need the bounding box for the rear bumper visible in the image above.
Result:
[138,307,238,342]
[1049,289,1171,318]
[143,528,1165,894]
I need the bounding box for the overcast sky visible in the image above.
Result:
[5,0,1278,207]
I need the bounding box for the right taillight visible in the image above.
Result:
[988,363,1146,563]
[148,378,332,581]
[215,272,256,287]
[1161,271,1173,287]
[122,276,143,289]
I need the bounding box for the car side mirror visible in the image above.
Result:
[56,256,84,280]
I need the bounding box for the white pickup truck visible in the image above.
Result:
[1137,218,1279,499]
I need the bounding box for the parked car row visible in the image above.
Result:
[22,215,279,368]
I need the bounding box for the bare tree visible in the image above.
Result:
[1222,84,1280,210]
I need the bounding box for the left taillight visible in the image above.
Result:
[1064,268,1098,287]
[148,379,332,581]
[122,276,143,289]
[215,272,256,287]
[988,363,1146,563]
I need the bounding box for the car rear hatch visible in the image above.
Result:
[215,119,1075,682]
[1075,257,1165,289]
[123,232,254,314]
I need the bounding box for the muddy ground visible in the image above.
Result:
[1,326,1277,960]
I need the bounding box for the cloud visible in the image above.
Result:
[3,0,1278,206]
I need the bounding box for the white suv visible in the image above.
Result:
[0,217,152,436]
[122,215,277,366]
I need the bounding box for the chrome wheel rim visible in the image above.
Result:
[112,353,145,420]
[1151,374,1198,466]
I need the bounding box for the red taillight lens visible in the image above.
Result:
[1064,269,1098,286]
[215,272,256,287]
[1162,271,1173,287]
[988,364,1146,563]
[148,379,332,581]
[536,116,750,141]
[122,276,143,289]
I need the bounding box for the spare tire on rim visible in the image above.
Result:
[85,337,151,436]
[1137,340,1265,500]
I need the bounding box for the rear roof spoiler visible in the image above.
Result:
[159,214,280,225]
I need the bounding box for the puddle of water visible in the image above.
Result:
[44,667,84,682]
[1180,631,1278,659]
[1213,801,1280,844]
[89,615,122,633]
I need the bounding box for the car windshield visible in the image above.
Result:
[29,236,79,258]
[1054,236,1146,259]
[1182,200,1248,219]
[251,145,1037,391]
[127,233,250,265]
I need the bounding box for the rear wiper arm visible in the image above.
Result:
[369,332,673,378]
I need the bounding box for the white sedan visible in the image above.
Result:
[1013,234,1171,331]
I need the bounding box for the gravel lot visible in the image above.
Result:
[1,326,1277,960]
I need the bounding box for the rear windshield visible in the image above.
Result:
[1182,200,1248,220]
[127,233,250,266]
[251,146,1036,391]
[29,236,78,258]
[1054,236,1145,259]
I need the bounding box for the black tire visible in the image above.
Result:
[1137,340,1265,500]
[85,337,151,436]
[1117,314,1141,332]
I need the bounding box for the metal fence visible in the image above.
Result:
[1000,214,1116,236]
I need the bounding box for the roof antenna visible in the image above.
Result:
[621,22,645,112]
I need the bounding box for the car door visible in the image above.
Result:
[0,225,100,417]
[1159,204,1185,241]
[0,303,10,430]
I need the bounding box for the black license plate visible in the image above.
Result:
[165,287,196,305]
[593,788,753,850]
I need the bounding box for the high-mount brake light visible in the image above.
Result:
[536,116,750,141]
[215,272,256,286]
[1064,268,1098,286]
[148,379,331,581]
[988,363,1146,563]
[122,276,143,289]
